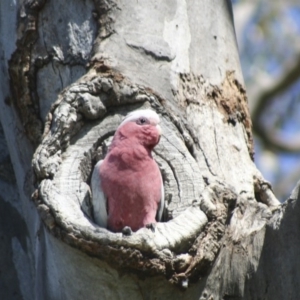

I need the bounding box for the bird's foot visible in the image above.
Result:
[146,223,156,232]
[122,226,132,236]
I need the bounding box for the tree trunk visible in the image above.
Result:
[0,1,296,299]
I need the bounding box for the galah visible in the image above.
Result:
[91,109,164,233]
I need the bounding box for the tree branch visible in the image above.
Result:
[252,54,300,152]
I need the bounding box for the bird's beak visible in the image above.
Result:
[156,124,162,136]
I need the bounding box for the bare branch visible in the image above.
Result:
[251,54,300,152]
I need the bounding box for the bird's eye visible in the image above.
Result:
[136,117,149,125]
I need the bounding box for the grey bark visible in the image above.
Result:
[0,0,296,300]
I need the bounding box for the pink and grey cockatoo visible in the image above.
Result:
[91,109,164,233]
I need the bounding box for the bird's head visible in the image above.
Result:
[116,109,162,149]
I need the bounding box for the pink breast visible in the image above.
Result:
[100,157,161,232]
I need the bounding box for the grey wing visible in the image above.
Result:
[156,175,165,222]
[91,160,108,228]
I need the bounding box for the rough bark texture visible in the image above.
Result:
[0,0,296,300]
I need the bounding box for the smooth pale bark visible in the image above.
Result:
[0,1,297,300]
